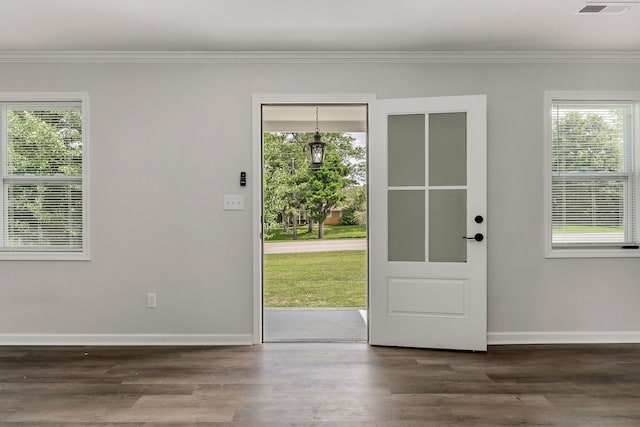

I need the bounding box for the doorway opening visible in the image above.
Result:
[260,103,368,342]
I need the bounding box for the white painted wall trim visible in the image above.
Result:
[543,90,640,259]
[0,91,91,261]
[0,334,254,346]
[4,332,637,346]
[488,331,640,345]
[1,51,640,64]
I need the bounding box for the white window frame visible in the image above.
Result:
[544,91,640,258]
[0,92,89,261]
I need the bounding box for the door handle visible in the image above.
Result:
[463,233,484,242]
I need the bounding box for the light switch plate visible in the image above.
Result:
[224,194,244,210]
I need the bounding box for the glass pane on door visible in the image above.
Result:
[387,111,468,263]
[429,189,467,262]
[388,189,425,262]
[388,114,425,186]
[429,113,467,187]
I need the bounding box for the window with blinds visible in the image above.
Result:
[0,100,86,257]
[551,100,638,249]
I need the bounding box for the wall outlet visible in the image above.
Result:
[147,293,157,308]
[224,194,244,210]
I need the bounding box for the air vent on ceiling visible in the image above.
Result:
[577,1,638,14]
[579,5,607,12]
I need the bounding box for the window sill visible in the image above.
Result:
[0,251,90,261]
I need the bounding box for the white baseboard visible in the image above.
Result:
[0,333,254,346]
[2,332,638,346]
[488,331,640,345]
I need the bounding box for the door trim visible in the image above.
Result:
[251,93,376,344]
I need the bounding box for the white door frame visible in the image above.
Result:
[251,93,376,344]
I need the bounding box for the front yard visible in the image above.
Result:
[263,250,367,307]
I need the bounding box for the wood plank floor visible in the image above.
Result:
[1,343,639,426]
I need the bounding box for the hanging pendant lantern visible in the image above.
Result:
[309,106,326,168]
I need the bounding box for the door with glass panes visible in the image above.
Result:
[369,95,487,351]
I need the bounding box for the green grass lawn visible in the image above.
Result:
[265,224,366,241]
[264,250,367,308]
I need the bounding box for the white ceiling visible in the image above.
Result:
[0,0,639,52]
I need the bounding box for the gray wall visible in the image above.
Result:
[1,60,640,343]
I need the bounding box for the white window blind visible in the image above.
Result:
[1,102,85,254]
[551,101,637,248]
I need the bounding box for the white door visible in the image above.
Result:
[369,95,487,351]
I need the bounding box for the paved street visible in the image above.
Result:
[264,238,367,254]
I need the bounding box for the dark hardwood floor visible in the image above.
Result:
[1,343,639,426]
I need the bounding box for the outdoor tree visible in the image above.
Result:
[552,108,624,229]
[262,132,309,239]
[8,109,82,175]
[340,185,367,226]
[553,110,623,173]
[262,131,364,240]
[6,109,83,246]
[303,132,364,239]
[283,156,308,240]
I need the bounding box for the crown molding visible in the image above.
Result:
[0,51,639,64]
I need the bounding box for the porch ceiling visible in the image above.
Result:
[262,105,367,133]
